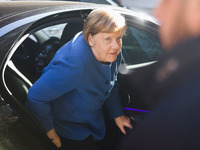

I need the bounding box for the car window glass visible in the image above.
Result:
[122,26,163,68]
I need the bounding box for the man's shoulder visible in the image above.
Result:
[142,35,200,83]
[145,36,200,105]
[123,36,200,108]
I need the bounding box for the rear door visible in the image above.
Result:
[119,14,164,120]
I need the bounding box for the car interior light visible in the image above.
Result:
[123,107,151,113]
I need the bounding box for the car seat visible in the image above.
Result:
[60,21,84,46]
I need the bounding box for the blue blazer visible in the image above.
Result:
[27,32,123,141]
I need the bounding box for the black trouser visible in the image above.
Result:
[59,135,101,150]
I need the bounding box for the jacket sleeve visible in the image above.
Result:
[27,49,84,131]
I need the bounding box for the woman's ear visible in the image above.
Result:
[88,33,94,47]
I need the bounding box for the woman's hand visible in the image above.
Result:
[47,128,61,148]
[114,115,133,135]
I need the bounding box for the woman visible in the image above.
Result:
[27,9,132,150]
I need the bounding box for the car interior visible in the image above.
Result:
[5,19,84,103]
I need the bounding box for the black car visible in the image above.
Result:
[0,1,163,150]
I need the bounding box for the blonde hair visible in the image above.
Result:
[83,9,127,44]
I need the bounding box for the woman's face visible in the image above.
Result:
[88,32,122,63]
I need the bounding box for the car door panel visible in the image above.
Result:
[118,17,164,119]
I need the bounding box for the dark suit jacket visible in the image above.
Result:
[119,36,200,150]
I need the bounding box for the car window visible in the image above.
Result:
[122,25,163,69]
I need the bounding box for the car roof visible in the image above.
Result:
[0,1,104,20]
[0,1,144,35]
[0,1,157,25]
[0,1,120,37]
[0,1,122,20]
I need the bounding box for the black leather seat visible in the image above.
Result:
[60,21,84,45]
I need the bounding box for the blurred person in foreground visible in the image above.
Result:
[119,0,200,149]
[27,9,132,150]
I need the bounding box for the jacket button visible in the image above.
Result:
[105,91,109,96]
[105,80,109,85]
